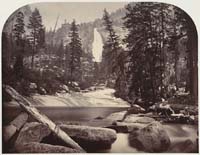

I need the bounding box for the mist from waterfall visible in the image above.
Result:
[92,28,103,62]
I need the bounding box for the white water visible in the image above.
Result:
[92,28,103,62]
[29,87,129,107]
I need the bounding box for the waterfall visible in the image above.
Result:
[92,28,103,62]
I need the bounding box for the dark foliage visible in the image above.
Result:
[68,20,83,82]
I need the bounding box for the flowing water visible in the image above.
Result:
[3,106,198,153]
[92,28,103,62]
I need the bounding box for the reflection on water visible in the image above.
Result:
[3,106,198,153]
[3,106,128,124]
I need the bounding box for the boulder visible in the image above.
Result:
[168,139,198,153]
[3,125,17,143]
[106,111,127,121]
[94,116,104,120]
[105,125,129,133]
[129,121,171,152]
[15,142,82,153]
[117,122,146,133]
[3,112,28,143]
[106,122,145,133]
[15,122,51,146]
[29,83,37,89]
[62,85,69,92]
[127,104,145,114]
[38,87,47,95]
[106,106,146,122]
[10,112,29,130]
[59,125,117,151]
[124,115,155,124]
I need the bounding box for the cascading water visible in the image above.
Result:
[92,28,103,62]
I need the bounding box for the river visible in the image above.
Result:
[3,87,198,153]
[3,106,198,153]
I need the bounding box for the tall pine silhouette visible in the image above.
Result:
[102,9,121,76]
[13,11,25,80]
[27,8,44,69]
[68,20,82,83]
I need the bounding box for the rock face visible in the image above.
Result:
[15,122,51,146]
[15,142,82,153]
[129,122,171,152]
[59,125,117,151]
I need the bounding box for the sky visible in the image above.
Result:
[30,2,127,30]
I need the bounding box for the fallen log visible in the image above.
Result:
[3,85,85,152]
[3,112,28,143]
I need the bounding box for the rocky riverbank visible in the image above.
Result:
[3,86,198,153]
[3,109,198,153]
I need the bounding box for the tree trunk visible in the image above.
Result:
[174,40,178,90]
[4,85,85,152]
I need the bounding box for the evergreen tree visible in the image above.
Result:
[68,20,82,83]
[2,32,10,68]
[57,40,65,68]
[13,11,25,80]
[27,8,44,69]
[102,9,121,76]
[121,2,197,105]
[81,52,95,83]
[123,3,173,104]
[13,12,25,42]
[38,27,45,48]
[64,44,70,77]
[174,6,198,104]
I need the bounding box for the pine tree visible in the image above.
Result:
[174,6,198,104]
[57,40,65,68]
[13,11,25,80]
[123,3,171,104]
[27,8,44,69]
[123,3,151,102]
[102,9,121,76]
[13,12,25,43]
[64,44,70,77]
[122,2,197,105]
[2,32,10,68]
[68,20,82,83]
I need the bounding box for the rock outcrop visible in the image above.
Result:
[15,122,51,145]
[15,142,83,153]
[129,122,171,152]
[60,125,117,151]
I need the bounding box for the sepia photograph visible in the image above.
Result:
[1,1,198,153]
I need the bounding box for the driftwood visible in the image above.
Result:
[3,112,28,143]
[4,85,84,152]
